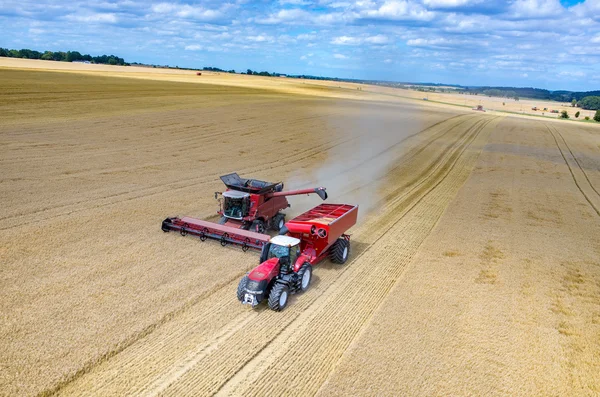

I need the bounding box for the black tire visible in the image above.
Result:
[268,283,289,311]
[218,216,227,225]
[251,220,265,234]
[271,214,286,231]
[330,238,350,264]
[297,263,312,292]
[237,275,249,302]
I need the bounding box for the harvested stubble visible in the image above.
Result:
[2,65,600,397]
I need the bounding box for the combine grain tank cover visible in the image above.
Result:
[220,172,281,194]
[222,190,250,198]
[269,235,301,247]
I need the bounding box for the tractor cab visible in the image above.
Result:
[265,235,300,273]
[222,190,250,220]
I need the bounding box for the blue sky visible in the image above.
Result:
[1,0,598,90]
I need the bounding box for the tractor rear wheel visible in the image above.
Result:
[251,220,266,234]
[268,283,289,311]
[297,263,312,292]
[330,238,350,264]
[237,275,249,302]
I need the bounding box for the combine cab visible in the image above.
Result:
[162,173,327,250]
[237,203,358,311]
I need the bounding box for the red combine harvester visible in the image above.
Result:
[161,173,328,251]
[237,203,358,311]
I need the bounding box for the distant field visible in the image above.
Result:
[1,63,599,396]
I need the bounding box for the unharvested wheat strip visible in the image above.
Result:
[223,117,499,396]
[0,126,352,229]
[157,117,497,396]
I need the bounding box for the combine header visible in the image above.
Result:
[237,203,358,311]
[161,173,327,250]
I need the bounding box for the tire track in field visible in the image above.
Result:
[547,124,600,217]
[150,117,497,397]
[49,115,493,397]
[552,125,600,199]
[202,116,498,397]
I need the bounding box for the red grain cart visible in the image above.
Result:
[237,203,358,311]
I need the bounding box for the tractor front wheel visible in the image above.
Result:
[330,238,350,264]
[251,220,266,234]
[297,263,312,292]
[268,283,289,311]
[237,275,249,302]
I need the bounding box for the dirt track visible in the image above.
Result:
[1,65,600,396]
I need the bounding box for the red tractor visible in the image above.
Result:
[162,173,328,249]
[237,203,358,311]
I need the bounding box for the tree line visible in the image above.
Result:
[464,86,600,104]
[0,48,128,66]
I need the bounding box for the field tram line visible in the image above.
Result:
[228,116,499,397]
[551,125,600,199]
[154,117,497,396]
[546,124,600,217]
[288,113,474,195]
[304,114,475,193]
[358,117,495,232]
[51,115,492,397]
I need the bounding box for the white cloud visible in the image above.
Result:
[333,53,348,59]
[64,12,118,23]
[365,34,389,44]
[279,0,311,4]
[246,35,273,42]
[331,35,361,45]
[558,70,585,78]
[184,44,203,51]
[508,0,563,19]
[151,2,232,22]
[361,1,435,21]
[423,0,483,8]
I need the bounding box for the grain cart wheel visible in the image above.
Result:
[237,275,249,302]
[268,283,289,311]
[251,220,266,234]
[297,263,312,292]
[330,238,350,264]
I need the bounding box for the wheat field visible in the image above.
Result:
[1,61,599,396]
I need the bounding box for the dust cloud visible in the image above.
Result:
[284,101,425,223]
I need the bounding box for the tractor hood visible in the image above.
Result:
[249,257,279,282]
